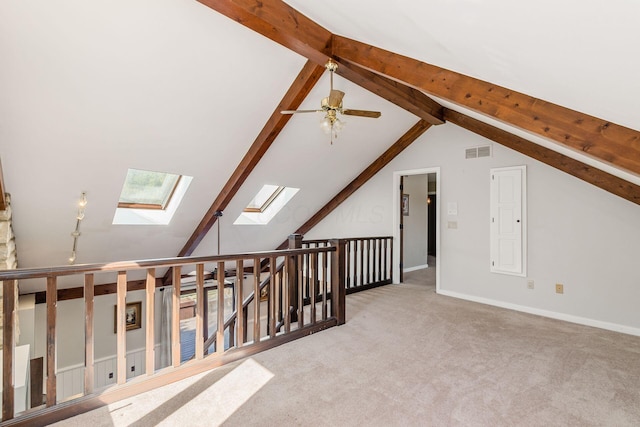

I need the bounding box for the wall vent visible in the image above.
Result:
[465,147,478,159]
[477,145,492,158]
[465,145,492,159]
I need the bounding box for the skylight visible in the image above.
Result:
[243,185,285,213]
[235,185,299,225]
[113,168,192,225]
[118,169,181,210]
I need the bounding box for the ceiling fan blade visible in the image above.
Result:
[342,109,382,118]
[281,109,322,114]
[328,90,345,108]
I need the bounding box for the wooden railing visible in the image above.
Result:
[0,243,347,424]
[301,236,393,294]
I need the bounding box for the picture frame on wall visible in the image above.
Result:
[114,301,142,333]
[402,194,410,216]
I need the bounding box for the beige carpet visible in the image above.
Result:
[52,266,640,426]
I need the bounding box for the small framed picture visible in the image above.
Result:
[402,194,410,216]
[114,301,142,333]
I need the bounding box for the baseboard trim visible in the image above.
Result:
[403,264,428,273]
[437,289,640,337]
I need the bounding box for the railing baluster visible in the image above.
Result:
[236,260,245,347]
[216,262,225,354]
[46,276,57,406]
[203,287,209,355]
[298,254,304,329]
[359,239,364,287]
[116,271,127,385]
[2,279,16,421]
[269,257,277,338]
[195,264,205,360]
[383,238,388,281]
[322,249,328,320]
[145,269,155,375]
[171,267,181,367]
[275,267,281,329]
[310,252,317,323]
[84,274,94,394]
[283,259,290,333]
[388,237,392,281]
[345,240,351,289]
[367,239,371,284]
[304,252,310,302]
[375,239,380,282]
[253,258,260,343]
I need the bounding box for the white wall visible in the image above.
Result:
[402,174,428,270]
[307,123,640,335]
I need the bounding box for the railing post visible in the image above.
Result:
[287,234,302,323]
[329,239,346,325]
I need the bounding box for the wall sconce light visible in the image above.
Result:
[69,192,87,264]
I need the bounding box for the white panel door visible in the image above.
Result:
[490,166,526,276]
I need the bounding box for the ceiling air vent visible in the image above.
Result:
[465,145,492,159]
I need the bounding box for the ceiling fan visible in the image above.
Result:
[281,59,381,143]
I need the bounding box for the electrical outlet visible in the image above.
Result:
[108,372,113,379]
[527,280,534,290]
[130,366,135,372]
[555,283,564,294]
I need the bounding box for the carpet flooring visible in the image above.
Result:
[52,266,640,426]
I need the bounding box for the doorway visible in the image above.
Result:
[393,168,440,292]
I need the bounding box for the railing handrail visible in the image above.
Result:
[302,235,393,245]
[0,246,335,281]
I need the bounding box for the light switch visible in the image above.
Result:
[447,202,458,215]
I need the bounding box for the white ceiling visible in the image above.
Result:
[1,0,638,292]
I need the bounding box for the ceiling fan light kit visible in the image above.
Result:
[282,58,381,144]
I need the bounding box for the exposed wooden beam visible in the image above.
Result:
[444,109,640,205]
[174,60,325,265]
[335,59,444,125]
[197,0,331,65]
[276,120,433,249]
[332,35,640,177]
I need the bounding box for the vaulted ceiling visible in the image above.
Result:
[1,0,639,292]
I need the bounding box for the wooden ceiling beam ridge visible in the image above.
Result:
[166,60,325,284]
[332,35,640,177]
[333,58,445,125]
[197,0,332,65]
[444,109,640,205]
[276,119,433,250]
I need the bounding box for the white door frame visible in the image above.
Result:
[393,167,441,292]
